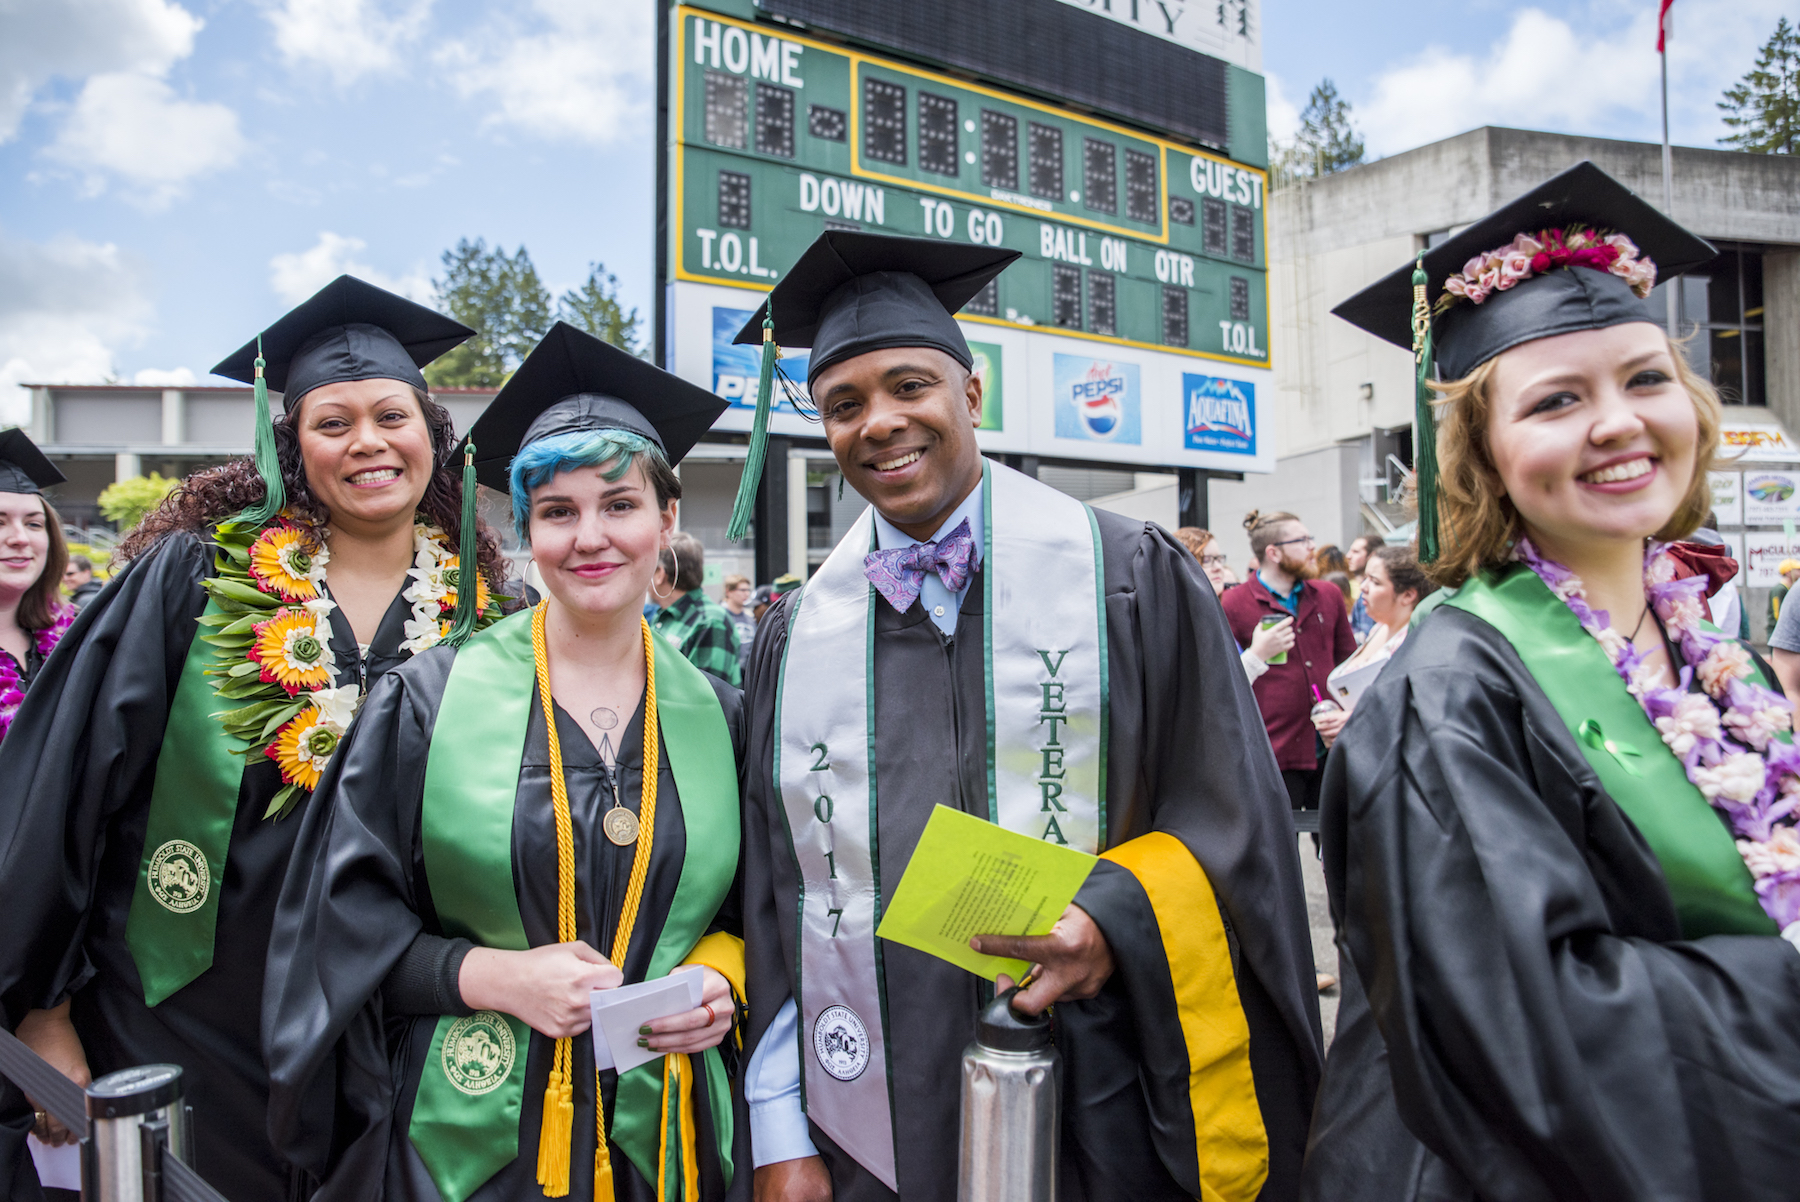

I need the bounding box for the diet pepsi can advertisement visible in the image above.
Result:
[1054,354,1141,445]
[1182,374,1257,456]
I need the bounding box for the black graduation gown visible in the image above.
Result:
[741,509,1323,1201]
[0,530,418,1202]
[263,641,753,1202]
[1301,605,1800,1202]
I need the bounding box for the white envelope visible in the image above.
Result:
[29,1135,80,1189]
[589,968,704,1076]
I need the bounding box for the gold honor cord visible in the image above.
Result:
[530,602,661,1198]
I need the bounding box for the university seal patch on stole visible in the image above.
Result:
[441,1011,517,1097]
[147,839,210,914]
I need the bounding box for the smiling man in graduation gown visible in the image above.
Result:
[733,232,1322,1202]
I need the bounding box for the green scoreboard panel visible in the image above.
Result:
[664,3,1274,473]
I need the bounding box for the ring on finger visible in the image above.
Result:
[701,1002,716,1026]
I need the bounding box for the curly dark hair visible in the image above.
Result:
[117,390,507,592]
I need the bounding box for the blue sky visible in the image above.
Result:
[1,0,1791,422]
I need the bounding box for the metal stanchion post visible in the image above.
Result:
[81,1064,190,1202]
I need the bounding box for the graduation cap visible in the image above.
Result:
[0,429,65,495]
[463,320,727,492]
[724,231,1019,538]
[1331,161,1715,562]
[211,275,473,412]
[207,275,475,534]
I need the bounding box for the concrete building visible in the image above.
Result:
[1213,125,1800,564]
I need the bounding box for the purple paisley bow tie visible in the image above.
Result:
[863,518,976,612]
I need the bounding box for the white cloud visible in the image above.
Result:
[132,366,197,386]
[437,0,652,145]
[45,73,245,207]
[1264,73,1302,145]
[269,232,432,305]
[0,0,201,142]
[1355,0,1795,157]
[0,229,153,422]
[269,0,432,87]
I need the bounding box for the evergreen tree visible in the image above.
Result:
[556,261,642,355]
[424,239,554,389]
[1719,17,1800,155]
[1273,79,1366,182]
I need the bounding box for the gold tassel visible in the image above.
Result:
[678,1055,698,1202]
[536,1049,574,1195]
[595,1068,615,1202]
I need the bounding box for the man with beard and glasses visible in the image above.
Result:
[1220,511,1355,827]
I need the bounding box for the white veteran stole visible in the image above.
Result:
[773,461,1106,1188]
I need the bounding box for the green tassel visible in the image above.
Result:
[444,439,482,647]
[235,337,286,528]
[725,313,778,542]
[1410,255,1440,564]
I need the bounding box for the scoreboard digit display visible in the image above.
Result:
[661,1,1274,474]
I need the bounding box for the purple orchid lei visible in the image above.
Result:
[1515,536,1800,940]
[0,602,74,743]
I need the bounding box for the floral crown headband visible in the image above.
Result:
[1433,226,1659,314]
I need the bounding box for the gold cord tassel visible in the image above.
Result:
[533,605,661,1199]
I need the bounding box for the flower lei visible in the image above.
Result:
[0,603,75,742]
[1515,537,1800,939]
[1437,226,1658,312]
[200,514,496,819]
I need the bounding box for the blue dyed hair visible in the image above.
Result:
[508,428,678,542]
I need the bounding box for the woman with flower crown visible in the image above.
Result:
[1302,162,1800,1200]
[263,322,746,1202]
[0,276,505,1200]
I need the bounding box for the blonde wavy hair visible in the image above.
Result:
[1428,333,1723,588]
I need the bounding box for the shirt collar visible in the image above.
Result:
[871,481,985,567]
[1258,570,1305,606]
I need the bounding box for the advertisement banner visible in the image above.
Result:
[1723,423,1800,464]
[711,306,811,414]
[1709,471,1742,526]
[1181,373,1256,457]
[1053,354,1141,445]
[1745,533,1800,587]
[1743,470,1800,526]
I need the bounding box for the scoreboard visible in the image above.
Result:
[658,0,1274,473]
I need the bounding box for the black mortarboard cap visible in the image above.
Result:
[1332,161,1716,380]
[464,321,728,491]
[210,275,474,411]
[0,429,64,495]
[732,231,1019,384]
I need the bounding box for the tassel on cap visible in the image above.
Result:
[1410,255,1441,564]
[724,314,778,542]
[443,439,482,647]
[236,337,287,528]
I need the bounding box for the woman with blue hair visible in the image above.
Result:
[264,322,750,1202]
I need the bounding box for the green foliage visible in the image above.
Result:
[558,262,642,355]
[424,238,555,389]
[1719,17,1800,155]
[424,241,645,388]
[1272,79,1366,182]
[97,473,179,531]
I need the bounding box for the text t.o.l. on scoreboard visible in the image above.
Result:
[655,0,1274,474]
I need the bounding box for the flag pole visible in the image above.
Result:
[1660,1,1678,336]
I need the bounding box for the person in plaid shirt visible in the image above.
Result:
[651,529,742,686]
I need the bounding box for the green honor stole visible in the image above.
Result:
[409,609,740,1202]
[772,461,1108,1188]
[124,597,251,1006]
[1447,565,1775,938]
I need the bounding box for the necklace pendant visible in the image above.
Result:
[603,805,640,847]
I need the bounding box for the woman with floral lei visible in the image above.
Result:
[0,276,505,1200]
[265,322,747,1202]
[0,431,75,749]
[1300,161,1800,1200]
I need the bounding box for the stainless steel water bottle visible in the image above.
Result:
[82,1063,192,1202]
[958,985,1059,1202]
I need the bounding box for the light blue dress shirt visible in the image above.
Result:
[745,486,986,1166]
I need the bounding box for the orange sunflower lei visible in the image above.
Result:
[199,515,497,819]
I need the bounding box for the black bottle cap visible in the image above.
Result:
[977,985,1052,1053]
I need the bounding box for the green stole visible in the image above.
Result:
[124,596,250,1006]
[1446,565,1775,938]
[409,610,740,1202]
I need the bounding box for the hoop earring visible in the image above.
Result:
[651,544,677,601]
